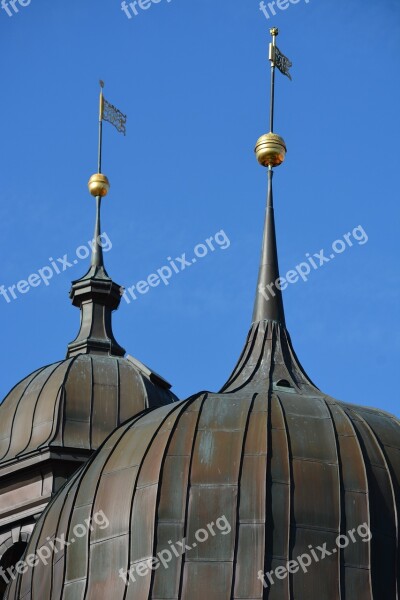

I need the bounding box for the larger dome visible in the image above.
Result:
[4,39,399,599]
[6,172,400,600]
[5,320,400,600]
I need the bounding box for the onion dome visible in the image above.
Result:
[6,334,399,599]
[0,173,177,468]
[5,32,399,600]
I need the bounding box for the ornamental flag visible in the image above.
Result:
[271,45,293,81]
[100,91,127,135]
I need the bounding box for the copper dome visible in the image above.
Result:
[4,37,400,599]
[0,353,176,465]
[0,177,178,467]
[4,315,400,600]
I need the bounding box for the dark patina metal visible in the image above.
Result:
[3,34,399,600]
[5,119,400,600]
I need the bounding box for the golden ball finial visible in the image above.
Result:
[255,133,287,167]
[270,27,279,37]
[88,173,110,197]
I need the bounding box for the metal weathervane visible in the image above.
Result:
[253,27,291,324]
[87,82,127,270]
[254,27,291,174]
[97,80,127,174]
[268,27,292,133]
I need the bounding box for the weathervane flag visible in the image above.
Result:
[96,81,127,175]
[272,45,292,80]
[99,81,127,136]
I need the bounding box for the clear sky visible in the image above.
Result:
[0,0,399,414]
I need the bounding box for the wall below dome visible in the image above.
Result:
[0,449,89,600]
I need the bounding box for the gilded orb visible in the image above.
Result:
[88,173,110,198]
[255,132,287,167]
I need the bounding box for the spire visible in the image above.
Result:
[252,27,291,325]
[67,82,126,358]
[252,166,285,324]
[221,29,315,393]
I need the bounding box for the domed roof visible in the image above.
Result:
[5,317,400,600]
[5,40,400,599]
[0,179,177,467]
[0,353,176,465]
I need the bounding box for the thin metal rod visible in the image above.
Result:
[93,83,105,268]
[269,61,276,133]
[98,119,103,174]
[269,30,277,133]
[98,84,104,174]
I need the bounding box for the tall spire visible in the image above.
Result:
[221,29,316,393]
[252,165,285,324]
[252,27,290,325]
[67,82,126,358]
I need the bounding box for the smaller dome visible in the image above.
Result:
[0,177,178,467]
[0,353,177,465]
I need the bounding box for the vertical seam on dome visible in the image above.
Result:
[368,427,400,598]
[261,322,275,600]
[282,329,319,391]
[263,387,273,600]
[46,354,82,450]
[343,406,378,599]
[274,393,293,600]
[147,393,207,599]
[34,357,80,453]
[105,402,187,600]
[176,394,209,599]
[0,363,54,461]
[13,467,81,599]
[261,321,292,600]
[220,323,260,393]
[323,400,345,600]
[230,392,258,600]
[116,358,121,429]
[348,408,399,600]
[4,362,63,462]
[89,355,94,450]
[0,361,59,407]
[10,410,146,599]
[46,469,83,599]
[224,322,271,394]
[332,401,372,598]
[63,412,145,599]
[220,323,257,392]
[133,362,149,411]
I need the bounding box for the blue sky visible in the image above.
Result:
[0,0,399,414]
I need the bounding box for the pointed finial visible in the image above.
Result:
[254,28,287,167]
[252,30,291,325]
[66,83,125,357]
